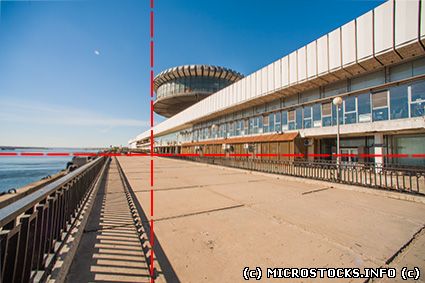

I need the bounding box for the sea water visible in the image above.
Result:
[0,148,94,193]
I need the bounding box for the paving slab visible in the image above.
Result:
[118,157,425,282]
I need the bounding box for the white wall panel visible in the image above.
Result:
[289,51,297,84]
[261,67,268,94]
[241,78,246,101]
[342,21,356,65]
[317,35,329,74]
[297,47,307,81]
[236,81,241,104]
[374,0,393,54]
[227,84,233,106]
[356,11,373,60]
[224,87,229,109]
[267,63,274,92]
[328,29,342,70]
[395,0,418,46]
[219,89,225,109]
[256,70,262,97]
[250,72,256,99]
[281,56,289,87]
[245,75,251,100]
[273,60,282,89]
[306,41,317,78]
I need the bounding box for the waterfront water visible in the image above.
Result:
[0,148,96,193]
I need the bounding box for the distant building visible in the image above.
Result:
[131,0,425,167]
[154,65,243,117]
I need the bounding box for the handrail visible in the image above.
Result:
[172,156,425,195]
[0,157,104,227]
[0,156,107,283]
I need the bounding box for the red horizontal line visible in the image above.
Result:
[0,152,424,159]
[20,152,44,156]
[154,153,174,157]
[46,153,70,156]
[0,152,18,156]
[73,153,97,156]
[412,154,425,158]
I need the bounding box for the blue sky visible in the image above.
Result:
[0,0,385,148]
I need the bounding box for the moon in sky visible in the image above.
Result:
[94,50,100,55]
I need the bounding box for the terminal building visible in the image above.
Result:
[130,0,425,167]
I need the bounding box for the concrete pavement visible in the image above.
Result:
[118,156,425,283]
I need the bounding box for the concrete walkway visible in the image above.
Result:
[66,159,151,283]
[118,156,425,283]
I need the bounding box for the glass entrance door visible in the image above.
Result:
[340,148,359,165]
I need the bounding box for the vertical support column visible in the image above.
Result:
[307,138,315,161]
[374,133,384,170]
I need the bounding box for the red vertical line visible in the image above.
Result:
[150,11,154,38]
[150,100,154,127]
[150,189,154,216]
[150,70,154,97]
[150,130,154,154]
[150,41,154,68]
[150,0,154,9]
[150,159,154,187]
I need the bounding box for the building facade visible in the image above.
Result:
[131,0,425,167]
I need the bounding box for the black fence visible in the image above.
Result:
[0,156,107,283]
[175,156,425,195]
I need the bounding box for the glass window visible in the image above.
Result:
[269,113,275,132]
[282,111,288,130]
[288,110,296,130]
[312,104,321,127]
[275,112,281,131]
[413,58,425,77]
[249,117,254,134]
[344,96,357,124]
[322,103,332,127]
[411,81,425,117]
[390,85,408,120]
[300,89,320,103]
[372,91,389,121]
[323,81,347,97]
[390,61,412,82]
[243,119,248,135]
[332,103,344,125]
[263,115,269,133]
[296,108,303,129]
[411,81,425,102]
[351,70,385,91]
[357,93,371,123]
[303,106,312,129]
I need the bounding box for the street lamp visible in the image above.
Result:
[333,96,343,179]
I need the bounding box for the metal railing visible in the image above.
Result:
[175,156,425,195]
[0,156,107,283]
